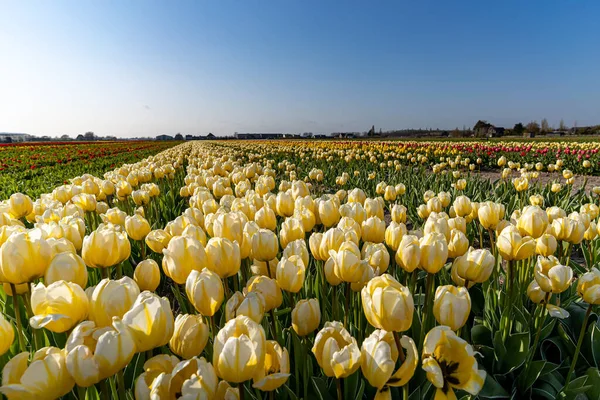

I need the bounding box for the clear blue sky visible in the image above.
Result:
[1,0,599,137]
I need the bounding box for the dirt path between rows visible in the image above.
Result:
[476,171,600,193]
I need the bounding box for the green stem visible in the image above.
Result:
[269,309,279,343]
[10,283,25,353]
[565,303,593,386]
[22,291,40,351]
[100,267,110,280]
[419,273,435,348]
[77,386,87,400]
[99,379,110,400]
[524,295,549,377]
[116,370,126,400]
[238,382,245,400]
[344,282,351,328]
[336,378,343,400]
[402,385,409,400]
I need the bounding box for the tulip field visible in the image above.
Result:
[2,139,600,400]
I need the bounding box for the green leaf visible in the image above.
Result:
[561,375,591,396]
[472,324,493,347]
[517,360,546,392]
[478,374,510,398]
[590,323,600,368]
[497,332,530,374]
[311,377,334,400]
[584,368,600,399]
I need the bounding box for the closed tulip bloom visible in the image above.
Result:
[0,313,14,356]
[82,224,131,269]
[447,229,469,258]
[340,202,367,225]
[478,201,505,230]
[146,229,172,254]
[276,255,306,293]
[536,233,557,256]
[546,206,566,223]
[385,221,407,251]
[134,259,161,291]
[122,291,175,352]
[551,217,585,244]
[279,217,305,248]
[517,206,548,239]
[319,227,345,259]
[186,269,225,316]
[577,268,600,304]
[169,314,209,359]
[45,251,88,288]
[0,347,75,399]
[132,189,150,206]
[0,230,52,284]
[125,214,151,241]
[89,277,140,327]
[8,193,34,219]
[309,232,326,261]
[534,256,572,294]
[252,340,291,391]
[433,285,471,331]
[226,291,265,323]
[395,234,421,273]
[246,275,283,311]
[291,298,320,336]
[312,321,362,378]
[527,280,547,304]
[383,186,397,202]
[420,232,448,274]
[213,315,267,383]
[390,204,407,224]
[318,198,341,228]
[453,247,494,284]
[178,357,220,399]
[453,196,472,217]
[426,197,443,214]
[496,226,536,261]
[424,213,450,241]
[421,326,486,400]
[162,236,207,284]
[324,256,343,286]
[362,274,414,332]
[65,318,136,387]
[213,212,245,244]
[255,206,277,231]
[282,238,309,267]
[329,241,362,283]
[448,217,467,234]
[362,216,385,243]
[30,280,89,333]
[361,330,418,391]
[359,242,387,273]
[365,198,385,220]
[585,221,598,241]
[206,237,241,279]
[252,229,279,261]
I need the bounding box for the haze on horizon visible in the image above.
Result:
[1,0,599,138]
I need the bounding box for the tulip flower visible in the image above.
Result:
[551,217,585,245]
[279,217,305,248]
[534,256,572,294]
[255,205,277,231]
[0,313,14,356]
[312,321,362,378]
[276,191,294,217]
[276,255,306,293]
[169,314,209,359]
[419,232,448,274]
[29,280,89,333]
[246,275,283,312]
[478,201,505,230]
[447,229,469,258]
[205,237,241,279]
[395,235,421,273]
[178,357,220,399]
[291,298,321,337]
[213,315,267,383]
[282,238,309,267]
[44,251,88,288]
[82,223,131,269]
[329,241,363,283]
[134,259,161,291]
[226,291,265,323]
[535,233,557,257]
[452,247,495,284]
[0,347,75,399]
[385,221,407,251]
[145,229,172,254]
[453,195,472,217]
[361,330,418,392]
[65,318,136,387]
[252,229,279,261]
[365,198,385,220]
[496,225,536,261]
[122,291,175,352]
[391,204,407,223]
[517,206,549,239]
[252,340,291,391]
[361,216,385,243]
[577,268,600,305]
[362,274,414,332]
[186,268,225,317]
[0,229,52,284]
[421,326,486,400]
[433,285,471,331]
[89,277,140,327]
[162,236,208,284]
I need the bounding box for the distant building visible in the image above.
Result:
[0,133,33,142]
[156,134,174,141]
[234,133,284,140]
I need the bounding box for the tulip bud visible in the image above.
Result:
[276,255,306,293]
[0,314,14,356]
[385,221,407,251]
[391,204,407,224]
[291,298,321,337]
[252,229,279,262]
[186,269,225,316]
[123,291,175,352]
[362,274,414,332]
[478,201,505,230]
[162,236,208,284]
[146,229,172,254]
[45,251,88,288]
[365,198,384,220]
[432,285,471,331]
[276,192,294,217]
[0,230,52,284]
[395,235,421,273]
[319,198,341,228]
[206,237,241,279]
[255,206,277,231]
[82,224,131,269]
[419,233,448,274]
[90,277,140,327]
[312,321,361,378]
[9,193,33,219]
[362,216,385,243]
[169,314,209,359]
[577,268,600,304]
[125,214,151,241]
[453,196,472,217]
[134,259,161,291]
[447,229,469,258]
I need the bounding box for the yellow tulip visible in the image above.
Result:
[44,251,88,288]
[186,268,225,316]
[448,217,467,234]
[422,326,486,400]
[362,216,385,243]
[28,280,88,333]
[82,223,131,269]
[0,347,75,399]
[252,229,279,262]
[282,238,309,267]
[0,313,14,356]
[122,291,174,352]
[178,357,220,399]
[245,275,283,312]
[348,188,367,204]
[551,217,585,244]
[132,189,150,206]
[8,193,33,219]
[340,202,367,225]
[517,206,549,239]
[496,225,536,261]
[226,291,265,323]
[125,214,151,241]
[584,221,598,241]
[65,318,136,387]
[318,197,341,228]
[433,285,471,331]
[384,186,397,202]
[276,255,306,293]
[527,280,547,304]
[213,315,266,383]
[395,234,421,273]
[362,274,414,332]
[478,201,505,230]
[279,217,305,248]
[205,237,241,279]
[447,229,469,258]
[291,298,321,337]
[365,198,385,220]
[329,241,363,283]
[134,259,161,291]
[453,195,472,218]
[0,229,52,284]
[536,233,557,257]
[252,340,291,391]
[312,321,362,378]
[255,206,277,231]
[89,277,140,327]
[419,232,448,274]
[385,221,407,251]
[169,314,209,359]
[452,247,494,284]
[162,236,207,284]
[391,204,407,224]
[361,330,417,391]
[577,268,600,304]
[145,229,172,254]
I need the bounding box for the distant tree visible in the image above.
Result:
[76,134,85,141]
[174,133,184,141]
[61,134,70,140]
[526,121,540,135]
[559,119,567,131]
[451,127,462,138]
[541,118,550,133]
[513,123,525,136]
[84,131,95,140]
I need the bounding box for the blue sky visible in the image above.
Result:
[1,1,599,137]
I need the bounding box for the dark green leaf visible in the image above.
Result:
[312,377,334,400]
[478,374,510,398]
